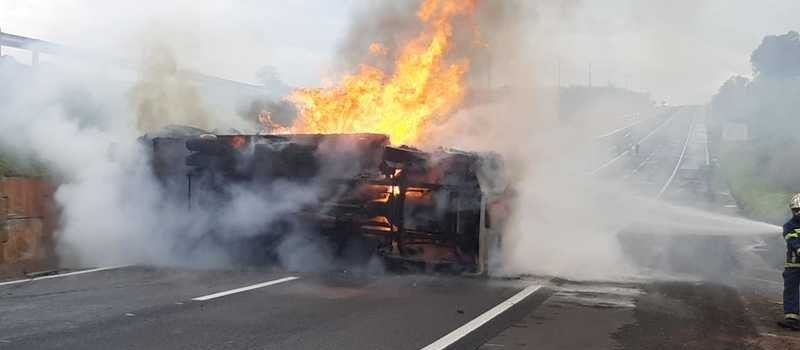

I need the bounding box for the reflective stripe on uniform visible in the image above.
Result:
[786,232,800,240]
[787,313,799,320]
[785,263,800,268]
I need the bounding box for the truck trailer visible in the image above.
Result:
[143,126,511,273]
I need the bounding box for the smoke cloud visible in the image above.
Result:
[422,0,783,281]
[0,37,336,272]
[130,43,211,132]
[0,0,787,282]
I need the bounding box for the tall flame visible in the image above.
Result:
[289,0,477,145]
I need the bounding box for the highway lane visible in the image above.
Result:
[0,267,295,341]
[589,107,678,176]
[0,266,551,349]
[615,107,695,197]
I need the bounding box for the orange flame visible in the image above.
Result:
[289,0,477,145]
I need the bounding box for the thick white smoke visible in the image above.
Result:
[0,0,785,281]
[426,1,782,281]
[0,41,337,270]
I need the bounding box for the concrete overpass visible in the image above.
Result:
[0,26,277,97]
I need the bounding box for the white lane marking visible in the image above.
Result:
[591,149,629,175]
[638,111,678,144]
[594,118,643,139]
[0,265,130,287]
[655,114,696,200]
[590,112,678,175]
[420,285,542,350]
[192,276,299,301]
[623,151,657,180]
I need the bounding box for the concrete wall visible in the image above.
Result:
[0,177,56,276]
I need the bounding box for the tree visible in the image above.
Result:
[751,31,800,79]
[710,76,751,122]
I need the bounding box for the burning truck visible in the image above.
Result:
[143,127,511,273]
[140,0,508,273]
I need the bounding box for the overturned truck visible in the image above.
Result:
[145,127,511,273]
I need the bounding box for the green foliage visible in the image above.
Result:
[0,152,45,178]
[719,144,789,224]
[0,156,13,176]
[708,31,800,223]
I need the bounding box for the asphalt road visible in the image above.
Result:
[1,106,793,349]
[0,267,550,349]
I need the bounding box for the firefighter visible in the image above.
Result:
[779,193,800,330]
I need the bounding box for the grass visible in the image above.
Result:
[718,143,790,224]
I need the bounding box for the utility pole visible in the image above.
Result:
[556,58,562,121]
[588,62,593,88]
[487,50,492,95]
[0,25,3,58]
[557,59,561,88]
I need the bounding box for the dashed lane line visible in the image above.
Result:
[0,265,131,287]
[191,276,300,301]
[591,112,679,175]
[420,284,543,350]
[623,150,657,180]
[594,118,643,139]
[591,149,631,175]
[655,113,697,200]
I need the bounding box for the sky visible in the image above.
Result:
[0,0,357,86]
[542,0,800,104]
[1,0,798,105]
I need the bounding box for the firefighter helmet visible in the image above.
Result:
[791,193,800,209]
